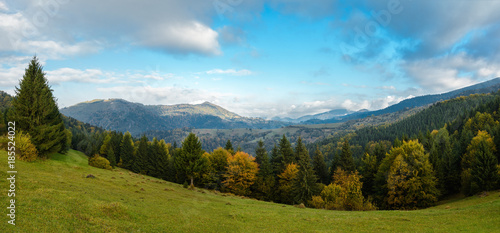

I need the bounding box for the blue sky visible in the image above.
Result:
[1,0,500,118]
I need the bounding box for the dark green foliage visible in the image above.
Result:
[120,132,135,170]
[360,153,378,196]
[279,134,295,166]
[175,132,208,187]
[255,140,272,177]
[293,137,318,204]
[225,139,234,154]
[107,146,116,168]
[338,139,355,172]
[312,146,329,185]
[135,135,149,174]
[12,57,67,157]
[270,143,283,176]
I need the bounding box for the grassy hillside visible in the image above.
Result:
[1,149,499,232]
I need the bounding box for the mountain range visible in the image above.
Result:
[60,78,500,136]
[279,78,500,124]
[60,99,290,135]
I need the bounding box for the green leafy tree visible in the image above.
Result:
[385,140,439,210]
[175,132,208,187]
[12,57,67,157]
[430,127,459,195]
[462,131,499,195]
[100,133,112,157]
[202,147,230,190]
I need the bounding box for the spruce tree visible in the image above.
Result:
[293,137,318,204]
[107,146,116,168]
[255,140,272,177]
[312,146,329,185]
[120,131,135,170]
[279,134,295,166]
[175,132,208,187]
[270,143,283,175]
[338,139,355,172]
[135,135,149,174]
[12,56,67,157]
[225,139,234,154]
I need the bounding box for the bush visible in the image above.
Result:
[89,155,112,170]
[15,131,38,162]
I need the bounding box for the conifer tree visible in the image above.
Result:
[135,135,149,174]
[270,143,283,175]
[312,146,329,185]
[255,140,272,177]
[225,139,234,154]
[279,134,295,166]
[107,146,116,168]
[12,57,67,157]
[338,139,355,172]
[175,132,208,187]
[120,131,135,170]
[253,140,275,200]
[293,137,318,204]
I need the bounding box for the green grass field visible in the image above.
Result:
[1,149,499,232]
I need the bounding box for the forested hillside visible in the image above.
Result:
[60,99,290,135]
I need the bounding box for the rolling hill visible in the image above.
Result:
[60,99,291,135]
[1,149,498,232]
[301,78,500,124]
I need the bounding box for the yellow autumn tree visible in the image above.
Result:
[15,131,38,162]
[311,168,375,210]
[223,151,259,196]
[278,163,299,204]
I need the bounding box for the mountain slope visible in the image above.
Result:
[303,78,500,124]
[60,99,289,135]
[1,149,499,232]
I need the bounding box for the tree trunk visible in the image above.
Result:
[190,176,194,188]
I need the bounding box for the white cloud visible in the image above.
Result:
[403,53,500,92]
[206,69,253,76]
[140,21,221,56]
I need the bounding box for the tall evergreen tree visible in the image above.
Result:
[12,56,67,157]
[279,134,295,166]
[338,139,355,172]
[120,131,135,170]
[175,132,208,187]
[293,137,318,204]
[255,140,272,176]
[135,135,149,174]
[312,146,329,185]
[225,139,234,154]
[270,143,283,175]
[107,146,116,168]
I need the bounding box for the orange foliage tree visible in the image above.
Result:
[223,151,259,196]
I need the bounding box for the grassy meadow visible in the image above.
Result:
[1,149,499,232]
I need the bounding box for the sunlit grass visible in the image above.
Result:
[0,149,499,232]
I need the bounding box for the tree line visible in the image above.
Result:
[4,57,500,211]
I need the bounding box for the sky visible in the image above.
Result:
[1,0,500,119]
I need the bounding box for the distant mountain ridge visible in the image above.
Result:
[60,99,290,135]
[299,78,500,124]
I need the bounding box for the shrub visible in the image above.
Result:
[15,131,38,162]
[89,154,112,170]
